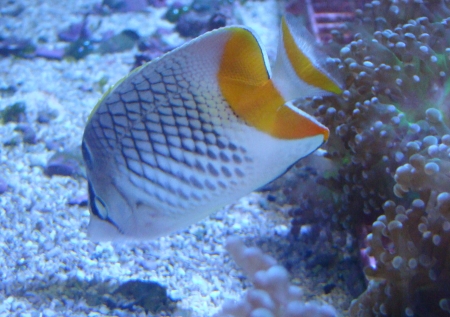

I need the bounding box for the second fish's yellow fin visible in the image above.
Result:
[272,15,343,101]
[218,27,329,141]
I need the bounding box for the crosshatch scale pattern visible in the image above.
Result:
[86,48,254,211]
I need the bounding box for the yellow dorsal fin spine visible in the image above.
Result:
[218,28,329,141]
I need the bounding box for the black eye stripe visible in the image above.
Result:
[88,181,106,220]
[82,141,93,170]
[87,181,125,234]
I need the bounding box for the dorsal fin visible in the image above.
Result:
[91,24,330,142]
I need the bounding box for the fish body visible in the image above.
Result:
[82,15,342,241]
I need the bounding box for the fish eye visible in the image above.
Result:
[88,181,108,220]
[81,141,93,170]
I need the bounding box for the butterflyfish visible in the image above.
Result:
[82,15,342,241]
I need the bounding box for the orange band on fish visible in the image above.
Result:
[218,23,330,140]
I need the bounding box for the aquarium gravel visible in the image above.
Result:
[0,0,354,316]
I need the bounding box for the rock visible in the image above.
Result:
[98,30,140,54]
[34,47,65,60]
[134,34,172,68]
[0,2,24,17]
[103,0,149,12]
[175,11,209,38]
[175,10,227,38]
[37,109,58,124]
[208,13,226,30]
[14,124,37,144]
[0,178,7,194]
[104,280,178,314]
[64,39,94,60]
[3,135,21,147]
[0,37,35,57]
[67,194,88,207]
[0,85,17,98]
[1,102,26,123]
[58,18,91,42]
[45,140,62,151]
[149,0,166,8]
[44,148,85,177]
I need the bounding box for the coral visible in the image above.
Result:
[215,237,336,317]
[348,109,450,316]
[302,1,450,224]
[350,197,450,316]
[272,0,450,315]
[286,0,450,229]
[97,30,140,54]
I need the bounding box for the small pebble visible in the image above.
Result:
[0,178,7,194]
[67,194,88,206]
